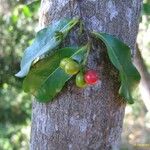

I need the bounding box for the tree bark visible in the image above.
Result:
[30,0,142,150]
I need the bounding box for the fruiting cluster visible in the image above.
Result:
[60,58,99,88]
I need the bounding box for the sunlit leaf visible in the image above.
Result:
[27,0,40,13]
[11,7,19,23]
[15,18,79,78]
[22,5,32,17]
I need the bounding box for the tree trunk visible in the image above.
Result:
[30,1,142,150]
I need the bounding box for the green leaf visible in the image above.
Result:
[22,5,32,17]
[92,32,141,104]
[23,45,88,102]
[27,0,40,13]
[15,18,79,78]
[11,7,19,23]
[142,3,150,16]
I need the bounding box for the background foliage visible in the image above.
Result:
[0,0,150,150]
[0,0,39,149]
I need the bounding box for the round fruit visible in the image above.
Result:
[76,72,87,88]
[64,60,80,75]
[84,70,99,84]
[60,58,72,69]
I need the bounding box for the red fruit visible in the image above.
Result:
[84,70,99,84]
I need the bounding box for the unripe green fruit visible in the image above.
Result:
[76,72,87,88]
[60,58,72,69]
[64,60,80,75]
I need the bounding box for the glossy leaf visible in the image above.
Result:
[23,45,88,102]
[15,18,79,78]
[92,32,141,104]
[22,5,32,17]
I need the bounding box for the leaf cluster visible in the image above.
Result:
[16,19,141,104]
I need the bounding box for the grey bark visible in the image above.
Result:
[30,0,142,150]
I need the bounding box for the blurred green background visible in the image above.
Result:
[0,0,39,149]
[0,0,150,150]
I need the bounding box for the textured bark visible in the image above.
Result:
[30,0,142,150]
